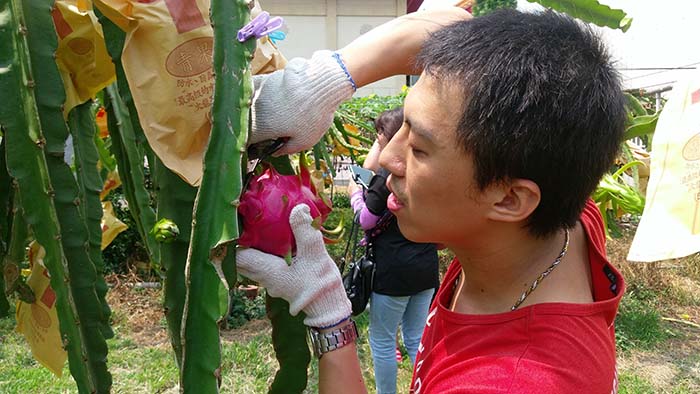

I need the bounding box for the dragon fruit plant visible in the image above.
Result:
[238,158,335,257]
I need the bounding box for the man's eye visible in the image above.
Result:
[411,146,425,156]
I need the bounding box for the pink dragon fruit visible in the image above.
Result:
[238,163,332,257]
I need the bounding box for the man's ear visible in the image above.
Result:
[484,179,540,223]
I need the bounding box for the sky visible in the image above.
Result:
[517,0,700,91]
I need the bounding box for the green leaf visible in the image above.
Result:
[623,114,659,140]
[529,0,632,31]
[624,93,648,117]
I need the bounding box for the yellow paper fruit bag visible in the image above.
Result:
[93,0,286,186]
[15,242,68,377]
[99,169,121,200]
[628,71,700,262]
[52,0,116,116]
[101,201,128,250]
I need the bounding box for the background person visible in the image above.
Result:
[347,107,439,394]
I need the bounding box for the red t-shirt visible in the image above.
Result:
[410,200,625,394]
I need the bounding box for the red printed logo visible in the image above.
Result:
[41,286,57,309]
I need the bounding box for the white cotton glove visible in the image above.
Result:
[236,204,352,328]
[250,50,355,155]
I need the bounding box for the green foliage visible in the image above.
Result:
[592,162,646,238]
[529,0,632,31]
[324,205,356,263]
[102,189,150,274]
[473,0,516,16]
[336,90,407,140]
[332,192,351,209]
[615,285,670,352]
[226,289,267,329]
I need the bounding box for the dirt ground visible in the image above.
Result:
[106,273,271,348]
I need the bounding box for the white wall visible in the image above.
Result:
[274,16,328,59]
[337,16,406,96]
[264,0,408,97]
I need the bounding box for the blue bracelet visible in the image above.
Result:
[316,315,352,330]
[332,52,357,91]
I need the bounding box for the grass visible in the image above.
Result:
[618,373,657,394]
[615,285,671,352]
[0,301,416,394]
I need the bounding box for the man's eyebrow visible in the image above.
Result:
[405,118,437,146]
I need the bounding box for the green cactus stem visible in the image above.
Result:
[180,0,254,391]
[154,159,197,369]
[267,296,311,394]
[98,0,160,268]
[0,273,7,318]
[96,10,152,158]
[23,1,114,391]
[2,193,34,305]
[95,14,160,255]
[20,0,114,344]
[264,155,312,394]
[104,82,160,266]
[0,139,24,317]
[0,0,94,391]
[64,102,115,393]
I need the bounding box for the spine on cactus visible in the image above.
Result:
[0,0,94,391]
[155,158,197,368]
[180,0,253,391]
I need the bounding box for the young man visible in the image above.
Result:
[238,8,626,394]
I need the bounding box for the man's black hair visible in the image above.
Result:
[374,106,404,141]
[417,9,626,237]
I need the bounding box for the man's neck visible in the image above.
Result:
[450,226,572,314]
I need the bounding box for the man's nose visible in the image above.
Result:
[379,128,406,176]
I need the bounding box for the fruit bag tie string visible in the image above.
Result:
[237,11,284,42]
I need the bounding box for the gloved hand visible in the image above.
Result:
[250,50,354,155]
[236,204,351,328]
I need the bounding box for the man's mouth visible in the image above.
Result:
[385,176,406,212]
[387,193,405,212]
